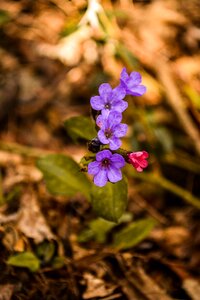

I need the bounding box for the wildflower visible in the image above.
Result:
[88,149,125,187]
[127,151,149,172]
[120,68,146,96]
[90,83,128,115]
[97,111,128,150]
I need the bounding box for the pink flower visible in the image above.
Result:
[127,151,149,172]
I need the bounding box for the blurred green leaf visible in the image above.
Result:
[78,212,133,243]
[154,127,173,153]
[184,85,200,109]
[60,22,79,37]
[115,43,139,69]
[78,218,116,243]
[37,154,91,200]
[52,256,66,269]
[7,252,40,272]
[0,10,10,26]
[64,116,97,142]
[91,177,128,222]
[113,218,156,250]
[36,241,55,264]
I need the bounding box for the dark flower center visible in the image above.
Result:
[101,158,110,167]
[105,128,112,138]
[105,103,111,109]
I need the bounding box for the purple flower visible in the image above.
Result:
[88,149,125,187]
[97,111,128,150]
[120,68,146,96]
[90,83,128,115]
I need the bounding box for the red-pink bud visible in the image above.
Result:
[128,151,149,172]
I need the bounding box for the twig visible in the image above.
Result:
[154,58,200,156]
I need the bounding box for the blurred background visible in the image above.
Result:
[0,0,200,299]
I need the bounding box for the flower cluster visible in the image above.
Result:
[88,68,149,187]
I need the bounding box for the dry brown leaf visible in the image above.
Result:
[183,278,200,300]
[0,284,16,300]
[17,191,55,243]
[132,267,173,300]
[83,272,117,299]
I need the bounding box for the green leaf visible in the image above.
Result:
[78,218,116,243]
[115,43,139,69]
[154,127,173,153]
[78,212,133,243]
[113,218,156,250]
[0,10,10,26]
[64,116,97,142]
[7,252,40,272]
[91,178,128,222]
[52,256,66,269]
[184,85,200,109]
[37,154,91,200]
[36,241,55,263]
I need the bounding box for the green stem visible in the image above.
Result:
[0,141,52,158]
[126,167,200,209]
[162,153,200,174]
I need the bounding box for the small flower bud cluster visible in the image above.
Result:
[88,68,149,187]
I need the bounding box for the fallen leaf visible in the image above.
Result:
[17,191,55,243]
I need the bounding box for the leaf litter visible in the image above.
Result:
[0,0,200,299]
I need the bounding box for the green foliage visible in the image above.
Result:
[113,218,156,250]
[184,85,200,109]
[0,10,10,26]
[115,43,139,69]
[78,213,133,243]
[91,177,128,222]
[0,169,21,206]
[36,241,56,264]
[60,22,79,37]
[7,252,40,272]
[78,218,116,243]
[64,116,97,142]
[154,127,173,153]
[52,256,66,269]
[37,154,91,200]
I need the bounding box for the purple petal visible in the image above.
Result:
[120,68,129,82]
[98,130,109,144]
[88,161,101,175]
[111,85,126,101]
[94,169,108,187]
[107,111,122,128]
[111,100,128,113]
[96,114,105,128]
[90,96,105,110]
[114,123,128,138]
[128,85,147,96]
[129,72,142,85]
[96,149,112,161]
[99,83,112,100]
[107,166,122,183]
[109,137,121,150]
[110,154,125,168]
[100,109,110,119]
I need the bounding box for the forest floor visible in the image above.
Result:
[0,0,200,299]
